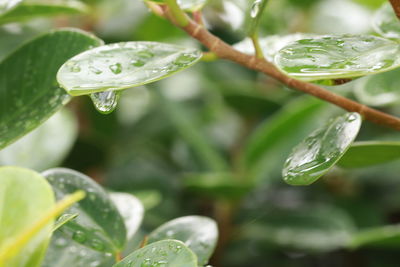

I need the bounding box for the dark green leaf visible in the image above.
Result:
[283,112,362,185]
[42,168,127,253]
[0,28,103,149]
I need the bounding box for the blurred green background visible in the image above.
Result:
[3,0,400,266]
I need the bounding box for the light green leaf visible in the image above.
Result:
[337,141,400,168]
[42,168,127,253]
[0,166,55,267]
[145,0,208,12]
[373,2,400,39]
[113,240,197,267]
[0,0,88,25]
[283,112,362,186]
[354,68,400,107]
[275,35,400,81]
[109,192,144,240]
[148,216,218,265]
[0,28,103,150]
[0,109,77,171]
[349,224,400,249]
[57,42,202,96]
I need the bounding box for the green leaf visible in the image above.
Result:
[53,214,78,232]
[283,112,362,186]
[244,205,355,252]
[275,35,400,81]
[349,224,400,249]
[337,141,400,168]
[0,0,88,25]
[373,2,400,39]
[0,28,103,150]
[234,33,316,62]
[145,0,208,12]
[0,109,77,171]
[113,240,197,267]
[42,168,127,253]
[148,216,218,265]
[0,166,55,267]
[354,68,400,107]
[109,192,144,240]
[57,42,202,96]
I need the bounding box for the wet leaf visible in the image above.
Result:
[0,166,55,267]
[373,2,400,39]
[0,109,77,171]
[283,112,362,185]
[338,141,400,168]
[109,192,144,240]
[148,216,218,265]
[0,28,103,150]
[354,68,400,107]
[0,0,88,25]
[42,168,127,253]
[275,35,400,81]
[145,0,208,12]
[57,42,202,96]
[113,240,197,267]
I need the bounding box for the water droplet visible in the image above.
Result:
[72,231,86,243]
[67,61,81,72]
[89,66,102,75]
[347,113,358,122]
[90,91,120,114]
[131,59,145,67]
[141,258,152,267]
[109,63,122,74]
[137,50,154,59]
[250,0,262,18]
[91,239,105,251]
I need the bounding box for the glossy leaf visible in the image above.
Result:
[0,166,55,267]
[109,192,144,240]
[42,168,127,253]
[283,112,362,185]
[354,68,400,107]
[113,240,197,267]
[148,216,218,265]
[373,2,400,39]
[349,224,400,249]
[0,28,103,150]
[234,33,316,61]
[275,35,400,81]
[337,141,400,168]
[145,0,208,12]
[0,109,77,171]
[0,0,88,25]
[57,42,202,96]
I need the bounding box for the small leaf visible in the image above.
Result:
[283,112,362,185]
[0,0,88,25]
[0,109,77,171]
[373,2,400,39]
[109,192,144,240]
[42,168,127,253]
[0,28,103,150]
[337,141,400,168]
[0,166,55,267]
[145,0,208,12]
[349,224,400,249]
[57,42,202,96]
[275,35,400,81]
[354,68,400,107]
[113,240,197,267]
[148,216,218,265]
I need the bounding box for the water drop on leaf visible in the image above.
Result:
[250,0,262,18]
[109,63,122,74]
[72,230,87,243]
[90,90,120,114]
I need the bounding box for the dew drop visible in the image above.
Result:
[91,239,105,251]
[140,258,152,267]
[72,231,87,243]
[250,0,262,18]
[90,90,120,114]
[89,66,102,75]
[131,59,145,67]
[137,50,154,59]
[347,113,358,122]
[109,63,122,74]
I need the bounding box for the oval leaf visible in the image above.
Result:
[42,168,127,253]
[338,141,400,168]
[283,112,362,185]
[57,42,202,96]
[373,2,400,39]
[113,240,197,267]
[0,166,55,267]
[275,35,400,81]
[148,216,218,265]
[0,28,103,150]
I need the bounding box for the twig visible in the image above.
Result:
[389,0,400,19]
[160,3,400,131]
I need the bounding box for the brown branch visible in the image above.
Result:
[169,18,400,131]
[389,0,400,19]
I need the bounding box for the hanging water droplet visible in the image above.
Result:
[109,63,122,74]
[72,230,87,243]
[89,66,102,75]
[90,91,120,114]
[250,0,262,18]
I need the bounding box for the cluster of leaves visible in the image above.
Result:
[3,0,400,266]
